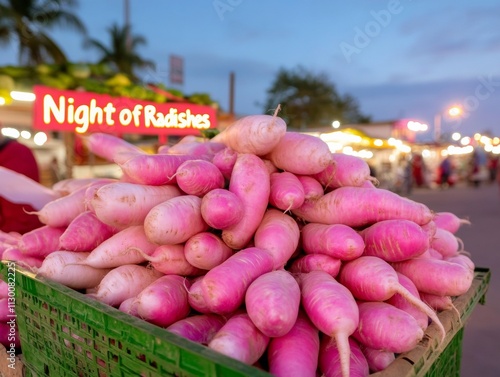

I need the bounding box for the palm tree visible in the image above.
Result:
[85,23,155,81]
[0,0,86,65]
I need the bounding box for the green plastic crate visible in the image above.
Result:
[0,262,490,377]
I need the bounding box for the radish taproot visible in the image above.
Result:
[299,270,359,377]
[167,314,226,345]
[18,225,66,258]
[144,195,208,245]
[208,312,270,365]
[293,186,434,227]
[289,254,342,277]
[201,247,274,314]
[200,188,244,230]
[139,244,205,276]
[222,154,270,249]
[245,270,301,337]
[433,211,471,234]
[269,172,305,211]
[175,160,225,196]
[184,232,233,270]
[314,153,377,189]
[36,251,111,290]
[392,255,474,296]
[253,209,300,269]
[89,264,163,307]
[211,108,287,156]
[80,225,158,268]
[59,211,117,252]
[339,256,445,340]
[361,219,430,262]
[267,312,320,377]
[265,132,333,175]
[91,182,181,229]
[133,275,191,327]
[353,301,424,353]
[301,223,365,261]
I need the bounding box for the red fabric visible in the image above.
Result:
[0,139,43,234]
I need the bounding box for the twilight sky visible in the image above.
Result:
[1,0,500,140]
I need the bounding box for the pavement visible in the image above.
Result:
[407,181,500,377]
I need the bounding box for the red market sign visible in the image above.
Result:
[33,85,217,135]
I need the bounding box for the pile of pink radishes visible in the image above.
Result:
[0,111,475,377]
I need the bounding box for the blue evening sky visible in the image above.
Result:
[1,0,500,139]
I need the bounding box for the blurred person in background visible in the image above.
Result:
[438,155,453,189]
[0,131,43,234]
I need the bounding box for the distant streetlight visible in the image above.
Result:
[332,120,341,128]
[434,105,462,142]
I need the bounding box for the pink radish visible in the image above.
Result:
[386,272,429,331]
[212,147,238,180]
[361,219,430,262]
[222,154,270,249]
[188,277,211,314]
[59,211,117,252]
[144,195,208,245]
[175,160,225,196]
[421,220,437,239]
[119,297,139,316]
[18,225,66,258]
[84,132,145,163]
[90,264,163,307]
[211,109,287,156]
[267,312,320,377]
[359,345,395,373]
[289,254,342,277]
[433,211,470,234]
[139,244,205,276]
[431,228,460,258]
[184,232,233,270]
[32,184,89,228]
[133,275,191,327]
[166,314,226,344]
[262,159,279,174]
[117,153,198,185]
[165,139,226,157]
[265,132,333,175]
[0,230,21,245]
[319,336,369,377]
[339,256,445,340]
[52,177,115,197]
[245,270,301,337]
[269,172,305,211]
[91,182,181,229]
[419,292,459,316]
[420,248,444,260]
[296,175,324,200]
[299,270,359,377]
[392,255,474,296]
[314,153,377,189]
[301,223,365,261]
[36,251,111,290]
[353,301,424,353]
[201,247,274,314]
[293,186,433,227]
[200,189,244,230]
[80,225,158,268]
[208,312,270,364]
[2,247,43,269]
[253,209,300,269]
[83,180,118,212]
